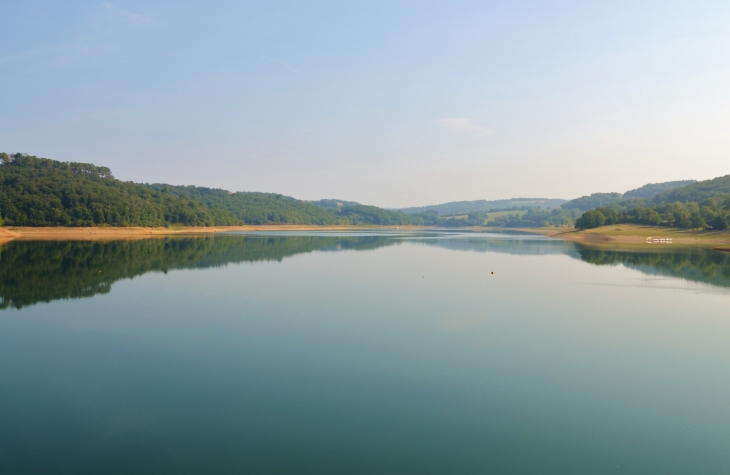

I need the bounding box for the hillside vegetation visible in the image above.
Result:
[0,153,422,227]
[623,180,696,199]
[561,180,697,212]
[575,175,730,230]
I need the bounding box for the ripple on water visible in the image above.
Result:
[680,421,730,443]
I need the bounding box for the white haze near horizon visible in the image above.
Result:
[1,1,729,208]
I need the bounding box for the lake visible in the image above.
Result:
[1,230,729,474]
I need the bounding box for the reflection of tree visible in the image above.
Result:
[3,233,729,310]
[0,235,400,309]
[574,247,730,288]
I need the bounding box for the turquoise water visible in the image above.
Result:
[1,231,729,474]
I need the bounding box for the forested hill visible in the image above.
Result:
[574,174,730,230]
[0,153,422,227]
[623,180,696,199]
[142,183,341,225]
[561,180,697,212]
[649,175,730,204]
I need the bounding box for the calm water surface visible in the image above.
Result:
[1,231,729,474]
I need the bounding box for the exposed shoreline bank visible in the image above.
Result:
[0,225,422,242]
[530,224,730,248]
[2,224,730,249]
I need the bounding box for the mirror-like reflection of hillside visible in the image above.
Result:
[2,231,729,309]
[414,235,730,288]
[0,234,402,309]
[573,247,730,288]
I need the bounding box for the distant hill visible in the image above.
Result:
[398,198,566,216]
[623,180,696,199]
[0,153,422,227]
[560,193,624,213]
[648,175,730,205]
[143,184,341,225]
[561,180,699,212]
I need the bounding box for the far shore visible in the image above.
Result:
[2,224,730,250]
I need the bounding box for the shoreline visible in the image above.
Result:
[0,225,421,242]
[530,224,730,248]
[2,224,730,249]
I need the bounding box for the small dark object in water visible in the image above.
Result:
[491,271,494,274]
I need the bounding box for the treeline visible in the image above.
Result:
[144,183,342,225]
[572,175,730,230]
[487,208,578,227]
[0,153,219,226]
[576,199,730,230]
[0,153,421,227]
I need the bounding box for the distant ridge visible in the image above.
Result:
[624,180,696,199]
[397,198,566,216]
[561,180,699,212]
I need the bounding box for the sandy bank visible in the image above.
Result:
[534,224,730,248]
[0,225,421,242]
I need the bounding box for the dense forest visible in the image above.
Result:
[623,180,697,199]
[0,153,421,227]
[561,180,697,212]
[575,199,730,230]
[574,175,730,230]
[0,153,221,226]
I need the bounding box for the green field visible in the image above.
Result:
[486,210,527,220]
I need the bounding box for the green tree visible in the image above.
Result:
[467,210,486,224]
[710,215,729,230]
[690,213,706,230]
[575,209,606,229]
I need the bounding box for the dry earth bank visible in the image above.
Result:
[0,225,422,242]
[534,224,730,249]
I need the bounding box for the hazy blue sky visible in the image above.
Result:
[2,1,729,207]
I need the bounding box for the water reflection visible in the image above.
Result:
[574,247,730,288]
[1,232,729,309]
[0,235,398,309]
